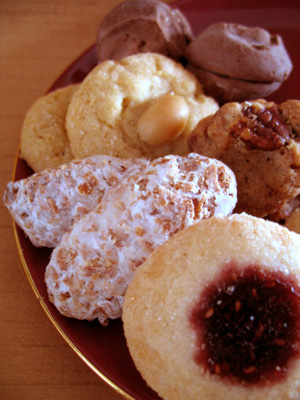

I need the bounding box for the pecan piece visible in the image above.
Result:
[231,103,291,151]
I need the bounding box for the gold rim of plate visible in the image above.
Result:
[12,147,136,400]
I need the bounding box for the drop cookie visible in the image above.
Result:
[20,84,78,172]
[66,53,218,160]
[96,0,193,62]
[123,213,300,400]
[188,99,300,220]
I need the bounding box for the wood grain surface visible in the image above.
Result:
[0,1,171,399]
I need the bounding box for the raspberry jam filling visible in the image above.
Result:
[190,265,300,385]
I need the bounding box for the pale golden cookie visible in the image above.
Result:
[20,85,78,172]
[66,53,218,159]
[123,214,300,400]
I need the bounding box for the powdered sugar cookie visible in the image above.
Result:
[20,85,78,172]
[45,153,237,325]
[66,53,218,160]
[3,155,147,248]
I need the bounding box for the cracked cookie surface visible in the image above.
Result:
[66,53,218,160]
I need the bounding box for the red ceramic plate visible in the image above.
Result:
[13,1,300,399]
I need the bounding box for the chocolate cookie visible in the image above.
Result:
[186,23,293,103]
[96,0,193,62]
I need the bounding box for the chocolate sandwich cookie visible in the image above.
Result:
[186,23,293,103]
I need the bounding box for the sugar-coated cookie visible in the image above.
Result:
[3,155,147,247]
[188,99,300,220]
[123,214,300,400]
[66,53,218,160]
[45,153,237,325]
[20,85,78,172]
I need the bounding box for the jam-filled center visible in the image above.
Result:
[190,265,300,385]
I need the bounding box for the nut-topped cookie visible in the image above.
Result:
[123,214,300,400]
[188,99,300,220]
[66,53,218,160]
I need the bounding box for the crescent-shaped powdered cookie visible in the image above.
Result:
[45,153,237,325]
[4,155,148,247]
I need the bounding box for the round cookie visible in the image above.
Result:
[186,23,293,103]
[123,214,300,400]
[20,85,78,172]
[96,0,193,62]
[66,53,219,160]
[188,99,300,220]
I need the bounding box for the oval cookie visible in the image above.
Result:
[45,153,237,325]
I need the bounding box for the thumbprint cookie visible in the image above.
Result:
[123,213,300,400]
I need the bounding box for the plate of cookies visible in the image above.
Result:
[3,0,300,399]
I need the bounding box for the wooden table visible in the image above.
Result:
[0,1,172,399]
